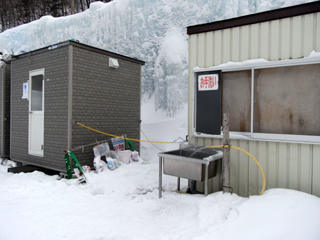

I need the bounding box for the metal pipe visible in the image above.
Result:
[159,156,162,198]
[204,161,209,196]
[189,147,207,158]
[67,138,111,152]
[1,63,6,158]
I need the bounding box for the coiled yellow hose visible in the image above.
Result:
[207,145,266,196]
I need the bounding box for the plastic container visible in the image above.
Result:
[118,150,132,164]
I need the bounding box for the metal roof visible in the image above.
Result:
[187,1,320,35]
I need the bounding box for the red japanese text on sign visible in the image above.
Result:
[198,74,219,91]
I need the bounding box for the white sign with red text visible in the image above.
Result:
[198,74,219,91]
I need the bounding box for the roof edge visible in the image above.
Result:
[187,1,320,35]
[12,40,145,65]
[69,41,145,65]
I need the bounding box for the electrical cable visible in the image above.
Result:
[140,129,164,152]
[77,122,173,144]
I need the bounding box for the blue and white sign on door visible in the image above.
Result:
[22,82,28,99]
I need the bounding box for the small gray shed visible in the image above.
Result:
[10,40,145,172]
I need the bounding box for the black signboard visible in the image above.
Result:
[195,70,221,135]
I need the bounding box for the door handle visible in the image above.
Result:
[29,111,33,114]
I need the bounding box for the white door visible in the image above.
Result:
[29,69,44,156]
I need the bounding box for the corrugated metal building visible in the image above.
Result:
[187,2,320,197]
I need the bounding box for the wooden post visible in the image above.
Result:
[222,113,231,193]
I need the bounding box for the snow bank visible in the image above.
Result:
[1,157,320,240]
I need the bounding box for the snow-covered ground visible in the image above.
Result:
[1,102,320,240]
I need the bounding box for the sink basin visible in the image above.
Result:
[158,145,223,198]
[159,147,222,181]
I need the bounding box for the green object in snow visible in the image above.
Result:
[125,138,136,151]
[64,151,87,183]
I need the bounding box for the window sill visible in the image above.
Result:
[193,130,320,145]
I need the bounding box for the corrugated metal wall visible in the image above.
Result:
[188,12,320,197]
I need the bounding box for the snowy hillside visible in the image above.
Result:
[0,0,316,115]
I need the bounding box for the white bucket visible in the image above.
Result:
[118,150,132,164]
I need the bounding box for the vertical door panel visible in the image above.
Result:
[29,69,44,156]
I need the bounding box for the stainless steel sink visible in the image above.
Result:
[158,144,223,198]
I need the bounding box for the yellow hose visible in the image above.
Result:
[207,145,266,196]
[76,122,266,195]
[76,122,173,144]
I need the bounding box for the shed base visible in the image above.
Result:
[8,165,60,176]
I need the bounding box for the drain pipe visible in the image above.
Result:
[188,180,202,194]
[188,150,223,195]
[188,147,207,194]
[1,50,12,159]
[0,61,6,158]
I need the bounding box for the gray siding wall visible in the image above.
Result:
[188,12,320,197]
[11,47,69,171]
[0,64,11,157]
[71,46,142,166]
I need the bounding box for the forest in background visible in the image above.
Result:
[0,0,112,32]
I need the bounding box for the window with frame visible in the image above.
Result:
[253,64,320,136]
[194,60,320,143]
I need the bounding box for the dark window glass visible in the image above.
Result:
[222,70,251,132]
[254,64,320,136]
